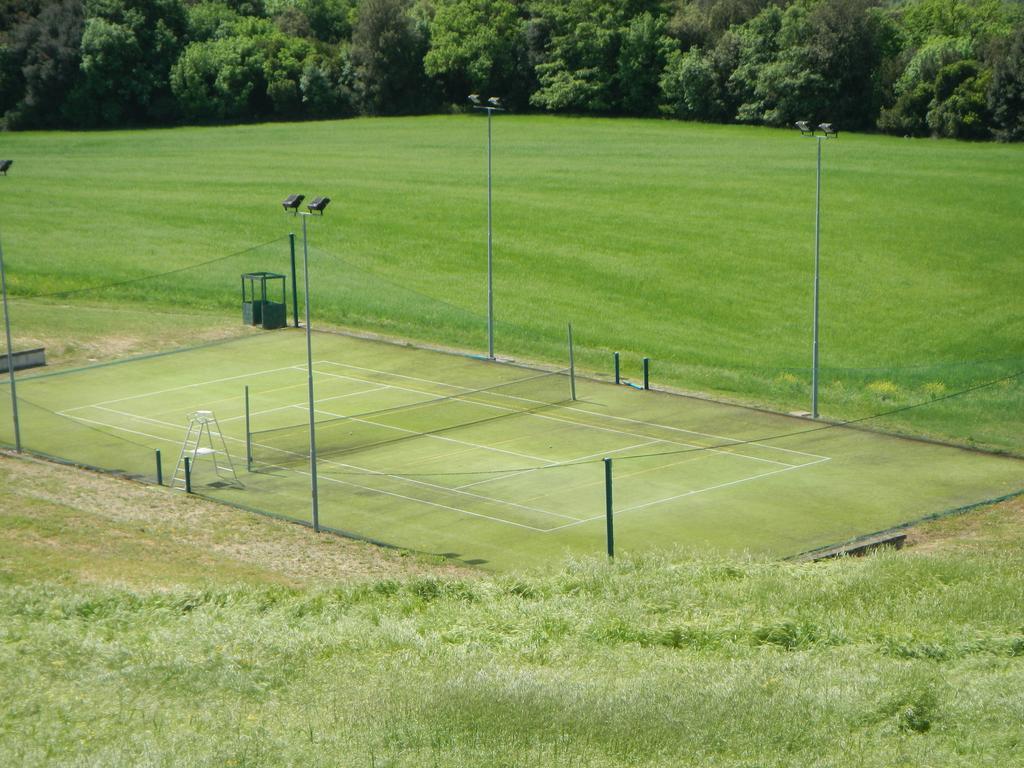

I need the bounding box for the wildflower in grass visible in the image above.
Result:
[867,380,900,400]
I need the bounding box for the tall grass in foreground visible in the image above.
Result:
[0,116,1021,452]
[2,547,1023,767]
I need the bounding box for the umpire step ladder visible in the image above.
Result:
[172,410,241,490]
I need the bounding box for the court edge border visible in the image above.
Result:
[788,487,1024,563]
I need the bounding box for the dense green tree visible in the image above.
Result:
[185,1,243,41]
[169,35,261,118]
[659,45,729,119]
[988,26,1024,140]
[300,49,356,115]
[301,0,358,43]
[664,0,787,49]
[259,31,314,113]
[66,0,188,125]
[721,3,783,122]
[712,0,894,128]
[528,0,665,113]
[926,57,991,137]
[878,34,973,134]
[894,0,1020,47]
[0,0,85,128]
[350,0,435,114]
[617,10,673,115]
[424,0,531,106]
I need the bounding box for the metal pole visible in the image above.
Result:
[614,352,620,384]
[301,214,320,532]
[244,385,252,471]
[567,322,576,401]
[289,233,299,328]
[486,107,495,360]
[0,236,21,452]
[812,137,822,419]
[184,456,192,493]
[604,458,614,558]
[155,449,163,486]
[643,357,650,391]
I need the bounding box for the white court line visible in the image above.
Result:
[561,405,830,462]
[220,385,389,424]
[319,358,829,463]
[54,413,179,445]
[503,444,717,509]
[543,458,831,532]
[315,361,816,468]
[315,453,585,523]
[255,455,561,533]
[312,366,559,413]
[61,363,305,413]
[313,406,553,464]
[622,457,832,514]
[452,439,660,490]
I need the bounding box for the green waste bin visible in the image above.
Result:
[241,272,288,330]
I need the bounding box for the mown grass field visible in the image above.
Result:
[0,115,1021,453]
[2,453,1024,766]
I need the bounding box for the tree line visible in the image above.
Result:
[2,0,1023,140]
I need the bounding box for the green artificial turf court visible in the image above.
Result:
[3,328,1022,570]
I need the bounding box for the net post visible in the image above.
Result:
[155,449,163,486]
[184,457,192,493]
[567,322,577,401]
[643,357,650,390]
[604,457,614,559]
[614,352,620,385]
[244,385,253,471]
[289,233,299,328]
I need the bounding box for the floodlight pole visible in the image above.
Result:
[798,121,834,419]
[486,106,494,360]
[471,97,504,360]
[0,235,21,452]
[812,135,822,419]
[300,212,320,533]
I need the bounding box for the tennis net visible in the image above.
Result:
[248,367,573,468]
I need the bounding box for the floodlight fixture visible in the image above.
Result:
[282,194,304,212]
[307,196,330,214]
[819,123,837,138]
[0,160,11,175]
[468,94,481,105]
[796,121,814,136]
[487,96,502,107]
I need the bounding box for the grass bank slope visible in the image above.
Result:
[2,452,1023,767]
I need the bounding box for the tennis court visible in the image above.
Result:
[5,329,1022,569]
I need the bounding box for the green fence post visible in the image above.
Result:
[289,233,299,328]
[614,352,620,384]
[643,357,650,390]
[604,457,614,559]
[184,456,192,494]
[155,449,163,486]
[244,385,252,471]
[567,322,577,401]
